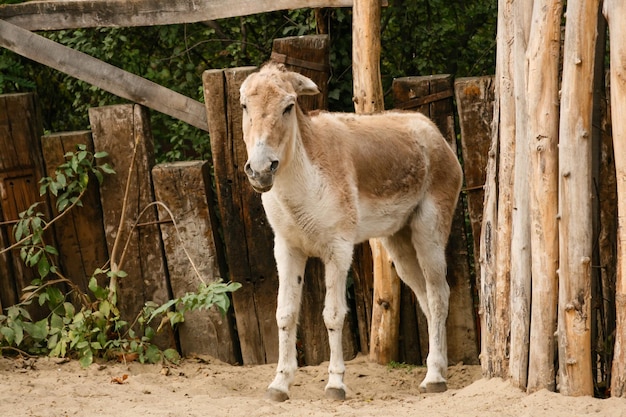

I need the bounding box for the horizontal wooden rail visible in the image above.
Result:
[0,0,354,31]
[0,19,208,131]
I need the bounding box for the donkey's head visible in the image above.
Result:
[239,63,319,193]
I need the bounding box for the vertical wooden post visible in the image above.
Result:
[526,0,563,393]
[509,0,533,390]
[152,161,239,364]
[481,0,515,379]
[604,0,626,398]
[557,0,600,397]
[41,131,109,294]
[89,104,175,349]
[352,0,397,365]
[203,67,279,365]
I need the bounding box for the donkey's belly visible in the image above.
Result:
[354,195,418,242]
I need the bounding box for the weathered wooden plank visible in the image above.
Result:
[89,104,175,349]
[152,160,239,363]
[557,0,600,397]
[604,0,626,398]
[40,131,109,294]
[0,0,354,31]
[203,67,280,365]
[0,93,48,312]
[525,0,562,393]
[0,19,208,132]
[454,76,494,281]
[351,242,373,355]
[392,75,479,366]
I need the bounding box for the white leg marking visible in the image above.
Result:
[322,240,353,400]
[267,236,307,401]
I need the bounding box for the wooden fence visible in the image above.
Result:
[0,34,496,368]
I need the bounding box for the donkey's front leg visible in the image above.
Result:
[322,242,353,400]
[266,236,307,402]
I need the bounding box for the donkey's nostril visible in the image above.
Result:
[244,162,254,176]
[270,160,279,172]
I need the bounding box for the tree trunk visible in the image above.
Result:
[557,0,600,397]
[525,0,563,394]
[604,0,626,398]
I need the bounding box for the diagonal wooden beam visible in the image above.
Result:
[0,19,208,131]
[0,0,354,31]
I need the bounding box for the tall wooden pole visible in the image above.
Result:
[526,0,563,393]
[557,0,600,397]
[352,0,398,365]
[604,0,626,398]
[508,0,533,390]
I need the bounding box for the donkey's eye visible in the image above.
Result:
[283,103,294,115]
[241,103,247,112]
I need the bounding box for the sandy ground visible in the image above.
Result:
[1,354,625,417]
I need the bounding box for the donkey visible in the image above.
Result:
[239,62,462,401]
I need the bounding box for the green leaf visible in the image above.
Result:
[94,151,108,159]
[45,245,59,255]
[163,348,181,364]
[38,256,51,278]
[79,350,93,367]
[1,327,15,345]
[23,318,48,342]
[144,344,161,364]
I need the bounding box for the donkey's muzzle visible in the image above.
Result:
[244,159,279,193]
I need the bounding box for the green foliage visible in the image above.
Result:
[0,145,240,366]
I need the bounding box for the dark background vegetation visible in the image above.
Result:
[0,0,496,162]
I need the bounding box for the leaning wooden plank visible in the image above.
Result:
[40,131,109,294]
[89,104,175,349]
[0,0,354,31]
[526,0,563,394]
[557,0,600,397]
[0,19,207,132]
[152,161,238,364]
[604,0,626,398]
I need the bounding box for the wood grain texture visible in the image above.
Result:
[89,104,175,349]
[0,0,354,31]
[557,0,600,397]
[152,161,238,363]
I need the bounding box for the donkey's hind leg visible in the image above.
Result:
[380,225,448,393]
[411,197,452,393]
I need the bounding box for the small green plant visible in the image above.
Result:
[387,361,418,373]
[0,145,240,367]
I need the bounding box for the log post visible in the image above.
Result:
[525,0,563,393]
[152,161,239,364]
[604,0,626,398]
[481,0,515,379]
[352,0,398,365]
[557,0,600,397]
[508,0,533,390]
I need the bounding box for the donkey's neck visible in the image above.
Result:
[272,112,321,201]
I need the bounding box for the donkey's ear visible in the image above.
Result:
[288,72,320,96]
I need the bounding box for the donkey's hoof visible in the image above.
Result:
[325,387,346,401]
[265,388,289,402]
[419,381,448,393]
